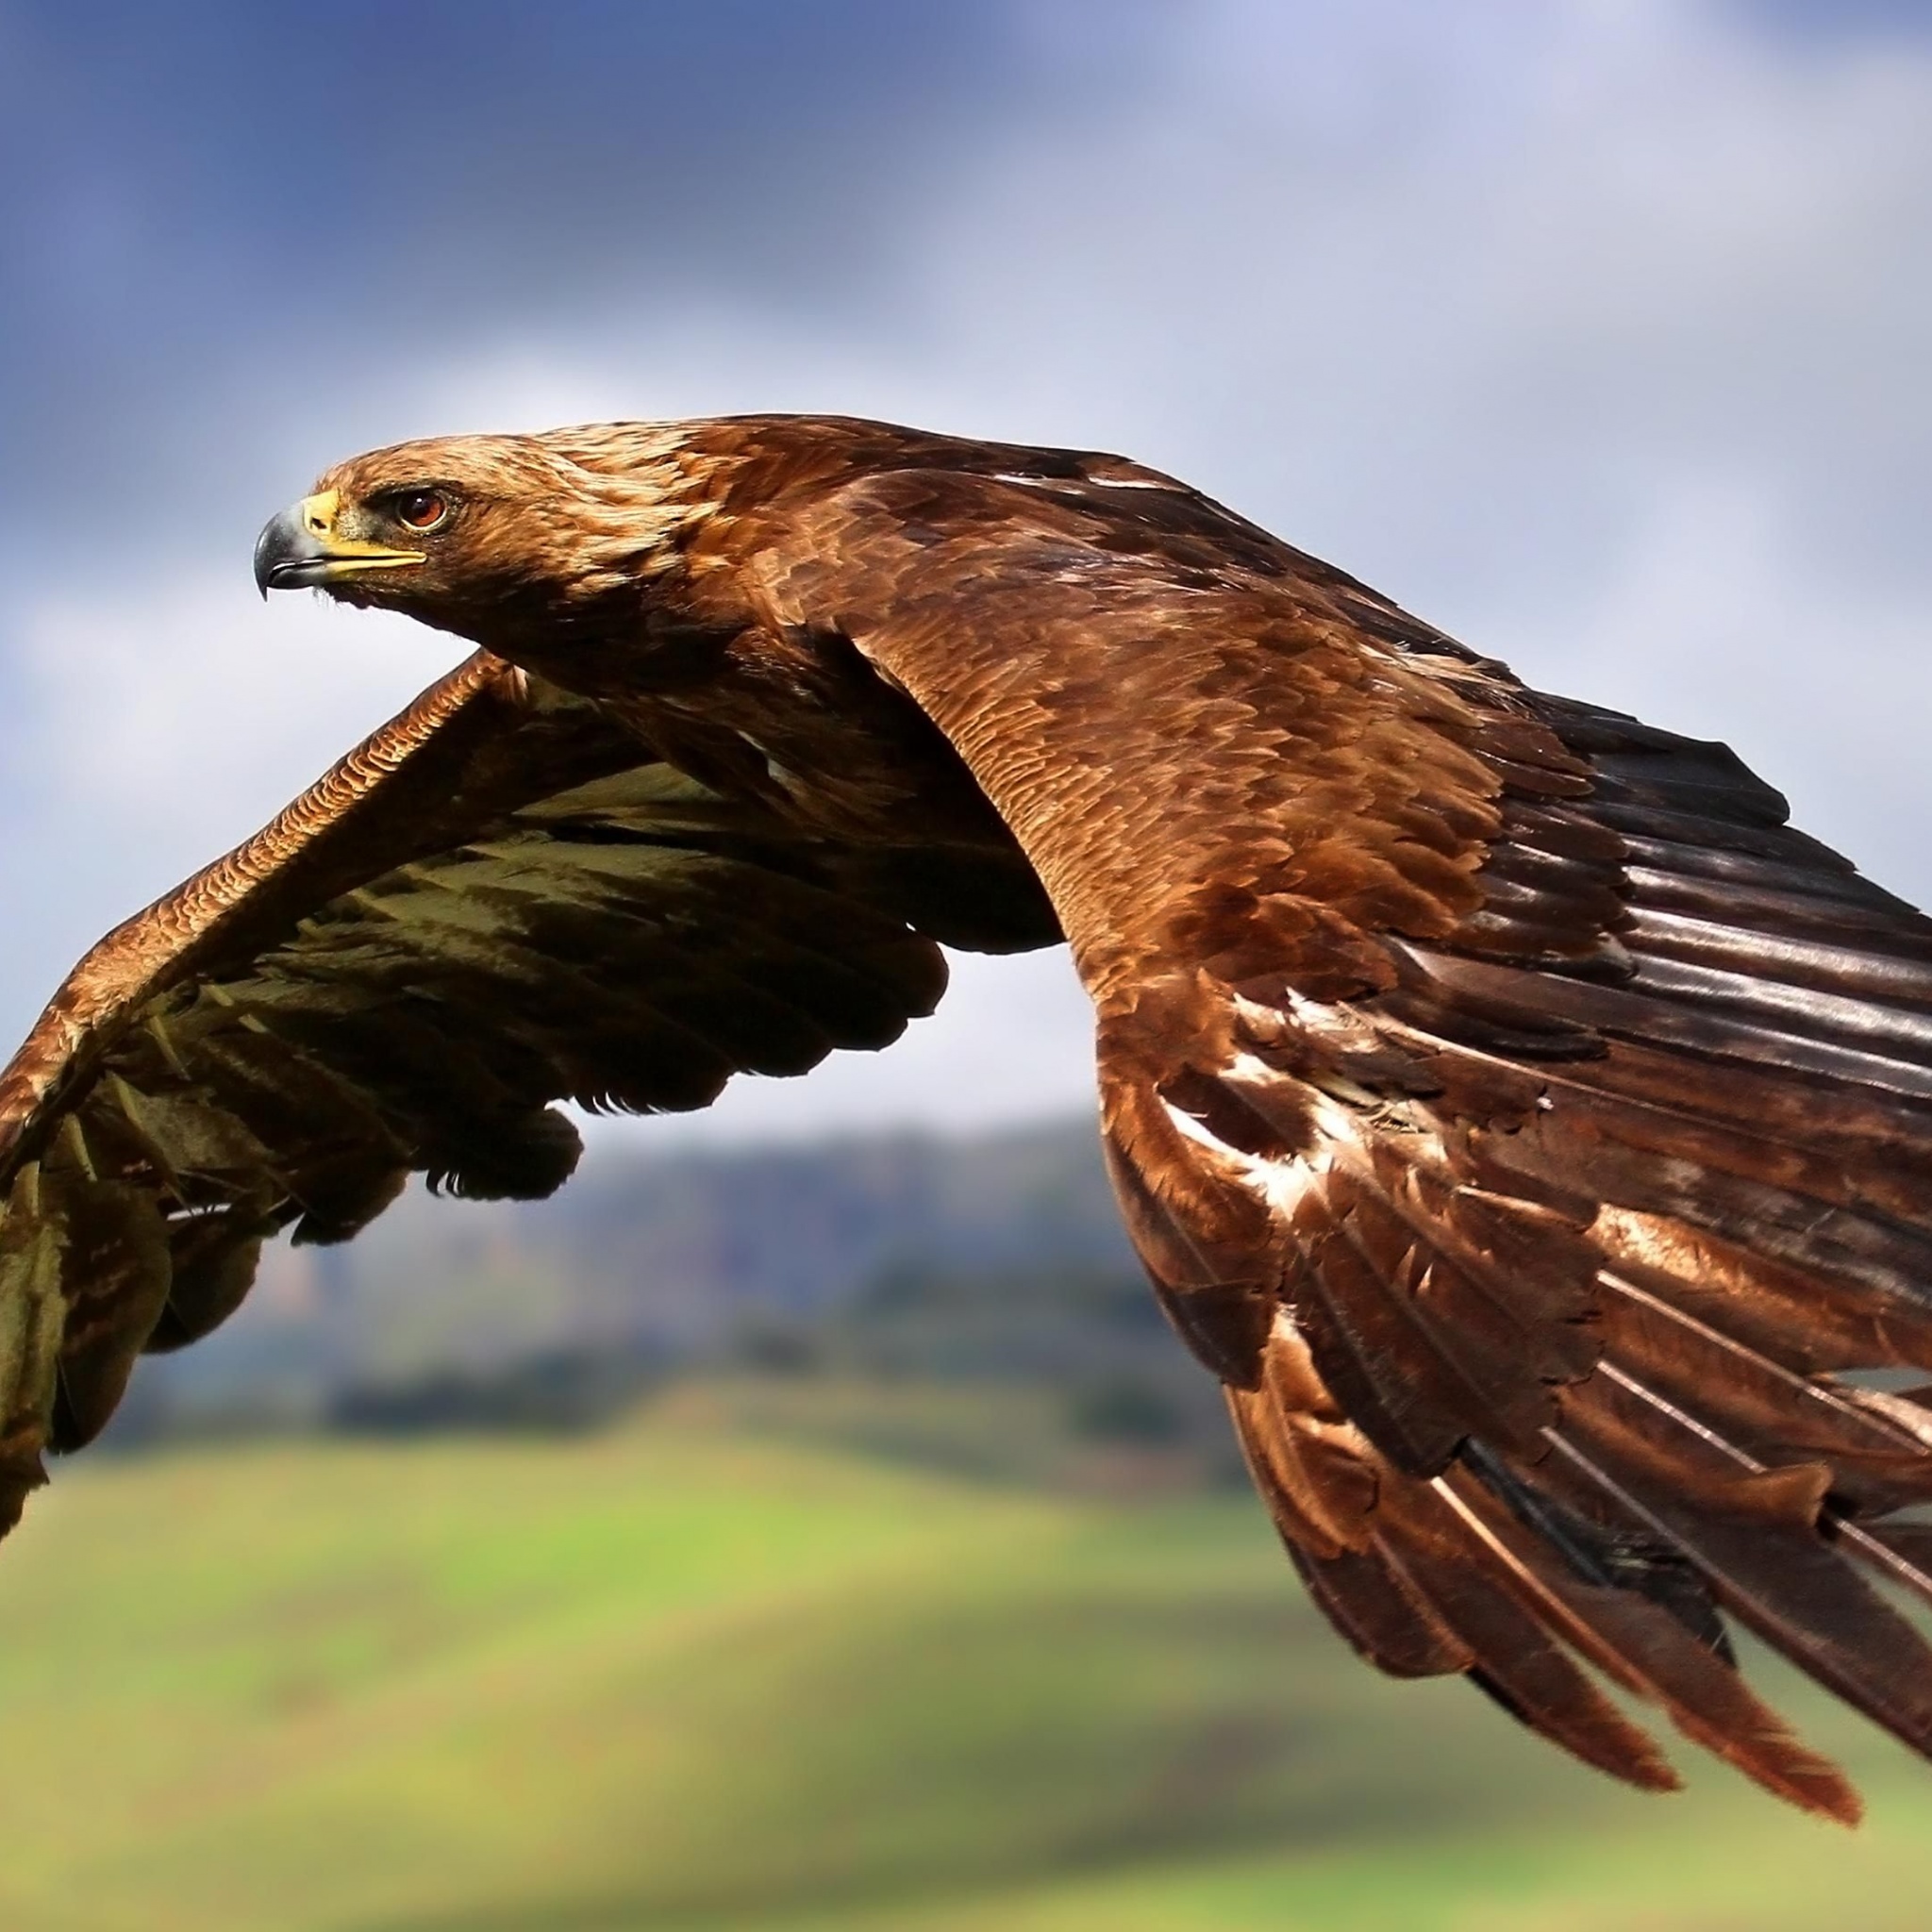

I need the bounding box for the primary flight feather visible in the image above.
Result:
[8,412,1932,1820]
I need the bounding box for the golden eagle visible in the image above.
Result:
[6,414,1932,1819]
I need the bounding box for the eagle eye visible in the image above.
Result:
[394,490,449,532]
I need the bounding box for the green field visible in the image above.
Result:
[0,1389,1929,1931]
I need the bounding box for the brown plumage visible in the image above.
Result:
[8,412,1932,1820]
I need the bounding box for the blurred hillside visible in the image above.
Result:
[27,1121,1932,1930]
[7,1409,1932,1932]
[110,1118,1248,1466]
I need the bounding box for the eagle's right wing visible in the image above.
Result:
[749,441,1932,1821]
[0,651,1030,1525]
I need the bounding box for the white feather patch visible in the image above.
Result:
[991,471,1174,492]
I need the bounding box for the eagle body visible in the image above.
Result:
[9,414,1932,1820]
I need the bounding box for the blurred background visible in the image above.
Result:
[4,2,1932,1926]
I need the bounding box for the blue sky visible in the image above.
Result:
[3,0,1931,1142]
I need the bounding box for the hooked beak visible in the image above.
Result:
[253,489,426,598]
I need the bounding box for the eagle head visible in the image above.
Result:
[253,425,708,645]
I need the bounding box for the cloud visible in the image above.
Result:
[7,0,1932,1140]
[3,579,468,1015]
[1485,476,1932,901]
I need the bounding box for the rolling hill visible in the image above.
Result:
[4,1394,1931,1931]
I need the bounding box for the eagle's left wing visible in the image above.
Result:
[0,650,1030,1529]
[755,446,1932,1818]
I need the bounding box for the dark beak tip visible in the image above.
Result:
[254,506,307,599]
